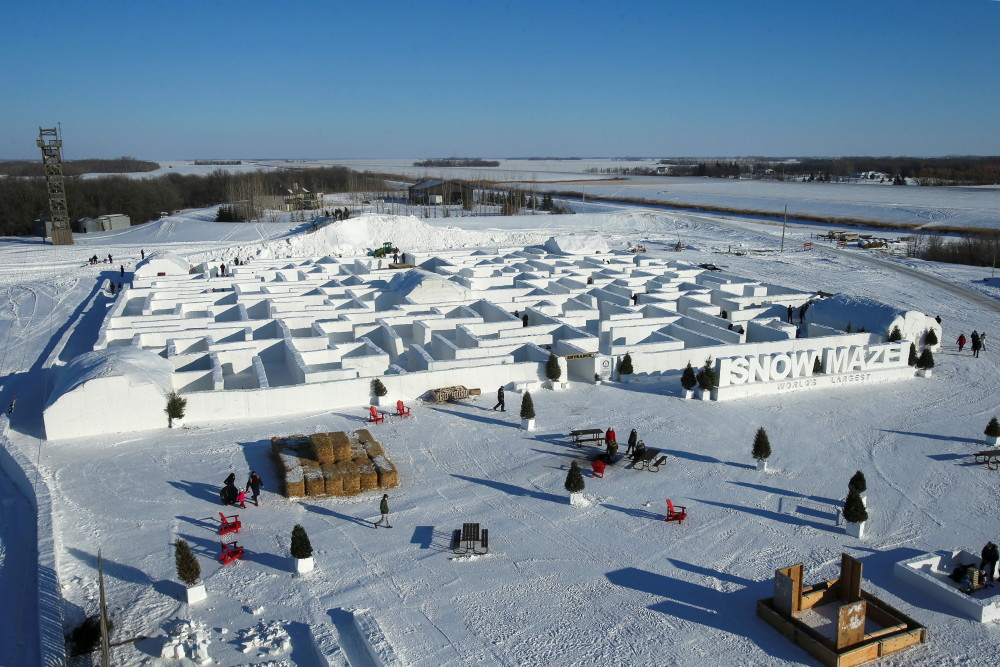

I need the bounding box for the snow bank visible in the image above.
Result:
[544,234,609,255]
[806,293,940,348]
[385,269,470,303]
[133,251,190,278]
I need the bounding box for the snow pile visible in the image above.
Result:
[385,268,469,303]
[160,619,212,663]
[46,347,173,407]
[133,251,190,278]
[544,234,609,255]
[236,620,291,657]
[806,293,940,347]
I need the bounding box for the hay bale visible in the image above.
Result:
[372,455,399,488]
[311,433,335,464]
[338,460,361,495]
[331,431,351,462]
[284,465,305,498]
[350,443,368,461]
[358,461,378,491]
[321,463,343,496]
[279,452,302,474]
[363,440,384,459]
[354,428,374,445]
[303,463,325,497]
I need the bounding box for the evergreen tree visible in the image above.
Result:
[371,378,388,397]
[290,524,313,559]
[924,328,938,346]
[520,391,535,420]
[619,352,634,376]
[848,470,867,494]
[845,322,853,333]
[165,391,187,427]
[174,539,201,587]
[545,352,562,382]
[985,416,1000,438]
[917,348,935,369]
[680,362,698,391]
[843,489,869,524]
[908,343,919,366]
[564,461,585,494]
[696,358,716,391]
[752,427,771,461]
[887,326,902,342]
[812,357,823,374]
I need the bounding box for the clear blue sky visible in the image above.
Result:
[3,1,999,160]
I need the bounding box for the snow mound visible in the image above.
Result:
[46,347,173,408]
[160,619,212,663]
[386,269,470,303]
[134,251,190,278]
[544,234,609,255]
[236,620,292,657]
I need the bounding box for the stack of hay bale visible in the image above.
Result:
[272,429,399,499]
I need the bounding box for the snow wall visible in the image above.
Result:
[133,251,190,280]
[544,234,609,255]
[806,294,942,352]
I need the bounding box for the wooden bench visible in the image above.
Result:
[218,512,241,535]
[649,455,667,473]
[974,450,1000,469]
[632,448,662,471]
[571,428,604,447]
[219,540,244,565]
[432,386,469,404]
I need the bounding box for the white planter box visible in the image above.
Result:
[549,381,565,391]
[373,395,391,407]
[170,418,184,429]
[683,389,694,399]
[985,435,1000,447]
[186,583,206,604]
[756,459,768,472]
[917,368,933,378]
[620,374,632,384]
[295,556,315,573]
[698,390,712,401]
[569,492,583,506]
[521,418,535,431]
[845,520,866,539]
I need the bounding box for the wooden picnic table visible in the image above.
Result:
[571,428,604,447]
[432,385,469,404]
[453,522,489,555]
[632,448,665,472]
[974,449,1000,470]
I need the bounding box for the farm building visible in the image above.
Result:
[407,179,475,205]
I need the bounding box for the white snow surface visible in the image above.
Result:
[45,346,173,408]
[2,202,1000,666]
[543,233,609,255]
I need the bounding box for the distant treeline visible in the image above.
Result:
[413,158,500,168]
[917,232,1000,267]
[0,166,387,237]
[0,157,159,178]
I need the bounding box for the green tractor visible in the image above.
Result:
[369,242,399,258]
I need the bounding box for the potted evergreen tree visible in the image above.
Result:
[843,488,869,538]
[848,470,868,506]
[916,348,935,377]
[696,358,716,400]
[752,427,771,471]
[545,352,564,391]
[984,416,1000,447]
[618,353,634,383]
[291,524,314,573]
[907,343,919,366]
[371,378,389,407]
[174,539,205,603]
[680,362,697,399]
[924,328,939,350]
[520,391,536,431]
[887,326,902,342]
[166,391,187,428]
[565,460,585,505]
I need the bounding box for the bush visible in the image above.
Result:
[848,470,867,494]
[908,343,918,366]
[696,358,716,391]
[985,416,1000,438]
[520,391,535,420]
[619,352,634,376]
[752,427,771,461]
[165,391,187,427]
[174,539,201,586]
[887,326,902,342]
[371,378,388,397]
[925,328,939,346]
[843,489,869,524]
[845,321,852,333]
[545,352,562,382]
[680,362,697,391]
[68,615,114,656]
[812,357,823,374]
[291,524,313,559]
[917,348,935,369]
[564,461,585,494]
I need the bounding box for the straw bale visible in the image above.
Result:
[330,431,352,462]
[372,455,399,488]
[363,440,384,459]
[358,462,378,491]
[338,460,361,495]
[350,443,368,461]
[311,433,335,464]
[278,452,302,474]
[303,463,325,497]
[321,462,344,496]
[354,428,375,445]
[284,465,305,498]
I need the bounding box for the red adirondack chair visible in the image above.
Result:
[369,406,386,423]
[395,400,411,417]
[665,499,688,524]
[219,512,241,535]
[219,541,244,565]
[591,460,606,478]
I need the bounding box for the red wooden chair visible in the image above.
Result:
[369,406,386,423]
[395,400,411,417]
[219,541,244,565]
[665,499,688,524]
[591,460,606,478]
[218,512,241,535]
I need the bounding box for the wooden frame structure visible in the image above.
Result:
[756,554,927,667]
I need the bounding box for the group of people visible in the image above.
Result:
[787,301,812,324]
[958,542,1000,591]
[323,208,351,221]
[107,281,124,295]
[601,428,644,462]
[221,471,264,508]
[88,253,114,265]
[956,330,987,357]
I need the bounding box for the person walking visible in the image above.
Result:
[245,471,264,506]
[982,541,999,584]
[981,332,987,351]
[605,427,617,449]
[972,334,982,358]
[221,473,238,505]
[120,264,125,277]
[626,429,638,456]
[957,333,967,352]
[374,494,391,528]
[522,313,529,327]
[493,385,505,412]
[140,249,145,260]
[786,305,794,323]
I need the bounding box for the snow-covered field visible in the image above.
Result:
[2,203,1000,666]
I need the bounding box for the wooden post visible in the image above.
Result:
[774,563,804,615]
[836,600,867,649]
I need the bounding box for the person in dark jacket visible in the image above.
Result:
[982,542,999,583]
[972,333,982,358]
[626,429,639,455]
[245,471,264,506]
[786,305,794,323]
[221,474,239,505]
[522,313,529,327]
[374,494,391,528]
[493,385,505,411]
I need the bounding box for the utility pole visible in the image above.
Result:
[780,204,787,252]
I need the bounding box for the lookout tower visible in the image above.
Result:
[36,126,74,245]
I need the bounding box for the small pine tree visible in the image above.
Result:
[619,352,634,376]
[290,524,313,559]
[697,358,716,391]
[907,343,918,366]
[845,321,853,333]
[165,391,187,427]
[887,326,902,342]
[752,427,771,461]
[985,416,1000,438]
[680,362,698,391]
[917,348,935,369]
[924,328,938,346]
[843,489,869,524]
[545,352,562,382]
[520,391,535,420]
[812,357,823,374]
[174,539,201,587]
[371,378,388,397]
[564,461,585,494]
[848,470,867,494]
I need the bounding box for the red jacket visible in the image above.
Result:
[957,335,967,346]
[606,428,616,443]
